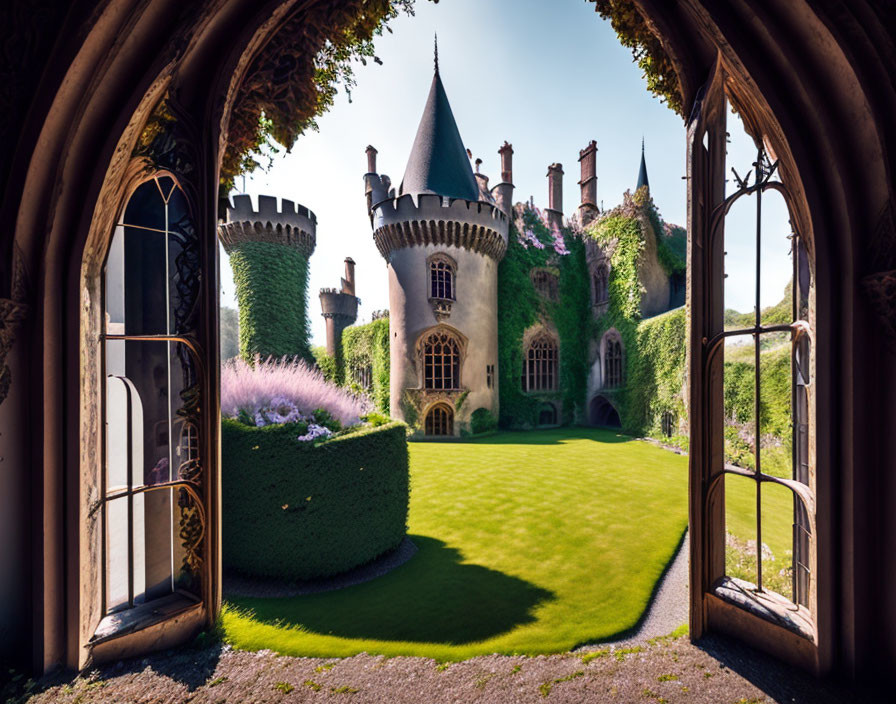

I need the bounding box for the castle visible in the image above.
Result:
[359,57,685,437]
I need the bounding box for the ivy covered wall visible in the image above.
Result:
[586,188,687,439]
[230,241,312,362]
[497,205,591,428]
[342,317,391,414]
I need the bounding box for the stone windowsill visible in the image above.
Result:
[89,591,202,646]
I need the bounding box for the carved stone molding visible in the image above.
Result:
[428,297,452,322]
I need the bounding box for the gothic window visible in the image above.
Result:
[532,269,559,301]
[429,254,455,300]
[486,364,495,389]
[100,175,204,617]
[593,263,609,304]
[422,329,461,390]
[604,335,623,388]
[523,333,558,391]
[425,403,454,436]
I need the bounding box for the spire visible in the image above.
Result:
[398,54,479,202]
[637,137,650,191]
[434,33,439,74]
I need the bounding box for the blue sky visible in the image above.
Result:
[223,0,793,346]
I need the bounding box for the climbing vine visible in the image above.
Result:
[230,242,312,362]
[497,205,591,427]
[342,317,391,414]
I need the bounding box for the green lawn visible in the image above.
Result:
[221,427,792,660]
[222,428,692,659]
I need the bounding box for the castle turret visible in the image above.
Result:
[490,141,514,216]
[637,137,650,192]
[578,140,599,226]
[365,48,508,436]
[218,194,316,361]
[319,258,359,358]
[545,162,564,231]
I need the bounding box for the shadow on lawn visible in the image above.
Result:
[229,535,555,644]
[467,427,632,446]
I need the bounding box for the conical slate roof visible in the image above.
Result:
[399,71,479,201]
[637,138,650,191]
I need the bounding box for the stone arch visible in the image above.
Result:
[589,395,621,428]
[2,0,894,679]
[423,402,454,437]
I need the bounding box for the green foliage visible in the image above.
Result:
[470,408,498,435]
[589,1,684,117]
[220,305,240,361]
[361,411,391,427]
[312,345,341,383]
[221,419,409,580]
[342,317,390,413]
[497,210,590,427]
[221,1,418,190]
[229,242,312,362]
[586,192,687,438]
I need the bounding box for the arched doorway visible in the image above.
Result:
[424,403,454,437]
[537,402,558,427]
[589,396,621,428]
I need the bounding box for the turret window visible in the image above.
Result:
[523,333,558,392]
[422,329,461,390]
[429,254,456,301]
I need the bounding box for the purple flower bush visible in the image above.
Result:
[221,356,371,432]
[512,202,572,255]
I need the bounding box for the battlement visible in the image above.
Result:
[371,192,509,234]
[218,194,316,255]
[319,289,360,320]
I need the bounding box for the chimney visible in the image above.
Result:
[365,145,378,173]
[342,257,356,296]
[490,141,515,216]
[578,140,599,226]
[546,163,564,230]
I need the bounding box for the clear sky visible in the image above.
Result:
[222,0,793,346]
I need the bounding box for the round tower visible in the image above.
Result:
[365,56,510,436]
[218,194,316,361]
[319,257,360,359]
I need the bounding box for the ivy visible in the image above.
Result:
[588,1,684,117]
[342,317,390,413]
[497,207,590,427]
[230,241,312,362]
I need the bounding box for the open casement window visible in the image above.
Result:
[687,63,817,667]
[523,333,558,392]
[93,175,207,645]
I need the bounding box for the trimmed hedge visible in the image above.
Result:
[222,419,409,581]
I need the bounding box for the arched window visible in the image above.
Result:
[538,403,558,426]
[425,403,454,436]
[604,336,623,388]
[532,269,559,301]
[422,329,461,390]
[429,256,455,300]
[593,263,609,304]
[101,175,204,616]
[523,333,558,391]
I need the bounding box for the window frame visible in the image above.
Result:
[428,253,457,302]
[424,402,454,436]
[418,327,464,391]
[522,331,559,392]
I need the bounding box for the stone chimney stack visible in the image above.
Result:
[342,257,356,296]
[490,141,515,217]
[365,145,378,173]
[546,162,564,231]
[578,140,599,226]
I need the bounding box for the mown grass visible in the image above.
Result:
[221,427,779,660]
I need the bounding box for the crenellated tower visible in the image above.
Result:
[364,54,509,436]
[319,258,360,359]
[218,194,317,361]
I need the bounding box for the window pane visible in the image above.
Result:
[725,472,758,587]
[723,335,756,470]
[105,496,130,613]
[760,481,796,600]
[122,180,166,231]
[723,195,758,331]
[757,335,792,479]
[759,190,793,327]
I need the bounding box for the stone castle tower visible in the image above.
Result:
[218,194,316,361]
[319,258,359,358]
[364,57,511,435]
